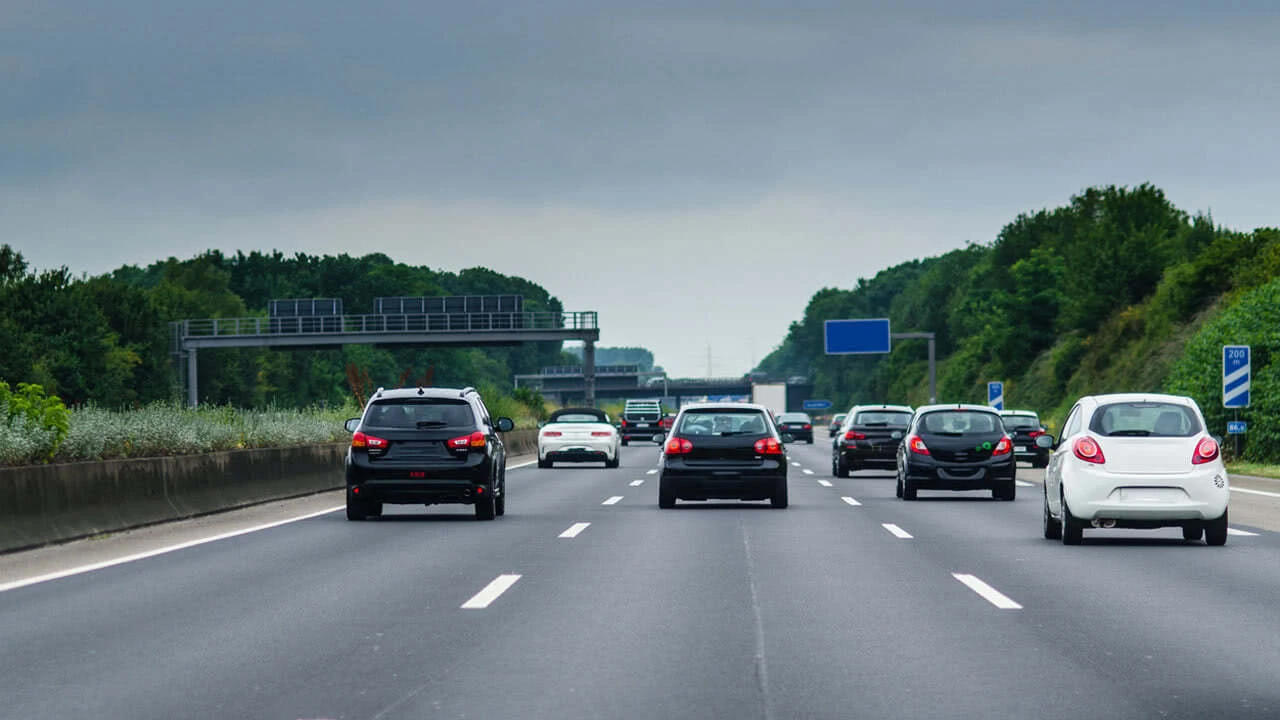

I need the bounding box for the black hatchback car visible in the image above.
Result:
[832,404,914,476]
[775,412,814,444]
[658,403,790,508]
[999,410,1051,468]
[896,404,1016,501]
[343,386,515,521]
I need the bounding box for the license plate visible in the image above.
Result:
[636,423,649,428]
[1016,446,1028,452]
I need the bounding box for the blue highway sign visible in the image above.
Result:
[803,399,833,410]
[1227,421,1248,435]
[987,381,1004,411]
[824,319,891,355]
[1223,345,1250,408]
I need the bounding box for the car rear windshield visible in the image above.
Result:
[677,409,771,436]
[550,412,606,423]
[364,399,473,429]
[1000,415,1041,429]
[1089,402,1201,437]
[854,411,912,426]
[919,410,1001,435]
[777,413,811,423]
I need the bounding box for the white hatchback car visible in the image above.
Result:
[537,407,622,469]
[1042,393,1229,545]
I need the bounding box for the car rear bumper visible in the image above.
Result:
[1063,465,1229,522]
[661,464,785,500]
[348,478,492,505]
[540,439,616,461]
[902,455,1016,489]
[840,445,899,468]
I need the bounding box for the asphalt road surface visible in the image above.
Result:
[3,440,1280,719]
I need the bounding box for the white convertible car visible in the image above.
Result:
[537,408,622,469]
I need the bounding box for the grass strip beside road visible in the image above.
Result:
[1227,462,1280,480]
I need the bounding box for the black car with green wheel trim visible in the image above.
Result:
[895,404,1017,501]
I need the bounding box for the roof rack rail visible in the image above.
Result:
[460,386,477,397]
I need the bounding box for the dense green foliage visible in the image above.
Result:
[757,185,1280,460]
[0,381,72,462]
[0,248,572,408]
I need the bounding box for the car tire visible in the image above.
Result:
[895,470,904,498]
[346,495,368,521]
[1061,489,1084,545]
[621,439,629,447]
[606,454,620,468]
[1204,509,1228,546]
[475,490,496,521]
[658,477,676,509]
[1182,524,1203,542]
[538,457,552,469]
[771,478,788,508]
[902,476,918,501]
[836,456,850,478]
[993,481,1016,501]
[1042,490,1061,540]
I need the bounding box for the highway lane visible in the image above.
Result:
[2,440,1279,718]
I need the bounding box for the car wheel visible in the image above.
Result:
[895,470,904,498]
[837,456,850,478]
[831,456,838,476]
[537,457,552,469]
[771,478,788,508]
[658,477,676,508]
[475,489,496,521]
[606,454,620,469]
[345,495,368,521]
[1042,489,1061,540]
[1204,509,1228,546]
[902,476,918,501]
[992,481,1015,501]
[1061,489,1084,545]
[621,439,629,447]
[1182,524,1203,542]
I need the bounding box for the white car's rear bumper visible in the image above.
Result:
[1063,464,1229,522]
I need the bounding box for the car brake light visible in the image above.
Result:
[992,436,1012,456]
[665,437,693,455]
[753,437,783,455]
[803,424,812,430]
[1029,430,1045,438]
[620,419,628,427]
[845,430,866,441]
[591,431,612,437]
[542,430,563,437]
[1193,437,1219,465]
[449,431,486,449]
[1073,436,1105,464]
[908,435,930,455]
[351,431,388,450]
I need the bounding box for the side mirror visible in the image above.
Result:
[781,433,795,444]
[496,417,515,432]
[890,431,904,440]
[344,418,360,433]
[1035,435,1054,449]
[652,433,666,445]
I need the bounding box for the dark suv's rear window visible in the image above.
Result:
[677,409,771,436]
[364,399,474,429]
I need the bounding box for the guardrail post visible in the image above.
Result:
[186,347,199,407]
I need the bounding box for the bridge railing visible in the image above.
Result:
[177,311,598,338]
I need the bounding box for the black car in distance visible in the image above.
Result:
[827,413,847,438]
[343,386,515,521]
[999,410,1051,468]
[658,403,790,509]
[896,404,1016,501]
[775,412,815,444]
[832,404,913,477]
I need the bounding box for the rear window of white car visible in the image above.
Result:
[1089,402,1201,437]
[552,413,605,423]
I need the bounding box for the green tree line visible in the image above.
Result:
[0,247,574,408]
[755,184,1280,461]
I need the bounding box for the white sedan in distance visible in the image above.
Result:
[1042,393,1229,545]
[537,407,622,469]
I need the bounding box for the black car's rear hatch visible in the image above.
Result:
[921,433,1005,463]
[682,434,767,465]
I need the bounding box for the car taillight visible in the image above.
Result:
[1073,436,1105,464]
[1029,430,1046,438]
[992,436,1012,456]
[665,437,693,455]
[542,430,563,437]
[908,435,930,455]
[449,431,486,449]
[845,430,866,441]
[753,437,783,455]
[620,419,628,427]
[351,431,388,450]
[591,431,612,437]
[1193,437,1220,465]
[803,424,812,430]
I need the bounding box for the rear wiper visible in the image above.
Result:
[1107,429,1151,436]
[416,420,450,428]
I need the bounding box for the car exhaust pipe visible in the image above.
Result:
[1092,518,1117,529]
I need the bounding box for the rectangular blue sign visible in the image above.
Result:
[802,399,833,410]
[1227,420,1247,435]
[824,318,891,355]
[987,381,1004,411]
[1223,345,1250,408]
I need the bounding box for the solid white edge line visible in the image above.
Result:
[508,460,537,470]
[559,522,591,539]
[629,479,645,486]
[1231,486,1280,499]
[882,523,913,539]
[460,574,522,609]
[1227,528,1259,536]
[602,496,624,505]
[953,573,1022,610]
[0,505,345,594]
[841,496,861,506]
[817,480,833,487]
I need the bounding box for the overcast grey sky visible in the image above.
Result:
[4,1,1280,377]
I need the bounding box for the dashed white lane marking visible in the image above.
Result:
[0,505,345,595]
[602,496,624,506]
[841,496,861,507]
[646,469,658,475]
[791,462,802,467]
[882,523,913,539]
[1228,528,1259,537]
[461,574,522,609]
[559,523,591,539]
[953,573,1022,610]
[817,480,833,487]
[1016,481,1034,487]
[803,469,815,475]
[508,460,537,470]
[629,479,645,487]
[1231,486,1280,499]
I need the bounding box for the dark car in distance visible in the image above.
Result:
[343,386,515,521]
[896,404,1016,501]
[827,413,847,438]
[658,403,790,508]
[775,412,814,444]
[832,404,913,477]
[999,410,1051,468]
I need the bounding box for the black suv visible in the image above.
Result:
[832,404,913,476]
[896,404,1016,501]
[999,410,1050,468]
[343,386,515,521]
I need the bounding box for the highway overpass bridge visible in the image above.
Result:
[514,366,817,411]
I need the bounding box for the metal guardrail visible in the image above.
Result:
[179,311,598,338]
[539,365,641,375]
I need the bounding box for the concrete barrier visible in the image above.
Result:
[0,429,539,554]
